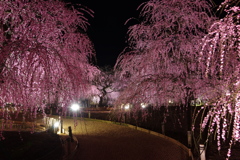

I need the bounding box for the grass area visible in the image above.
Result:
[0,131,62,160]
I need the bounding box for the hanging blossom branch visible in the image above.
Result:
[198,0,240,158]
[0,0,96,125]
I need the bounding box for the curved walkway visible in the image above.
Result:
[62,118,190,160]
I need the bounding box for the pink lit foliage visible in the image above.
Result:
[197,0,239,159]
[0,0,96,128]
[114,0,214,119]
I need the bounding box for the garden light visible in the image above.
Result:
[54,121,59,128]
[71,103,80,111]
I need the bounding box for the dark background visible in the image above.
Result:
[69,0,148,67]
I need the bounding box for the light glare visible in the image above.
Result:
[54,121,59,128]
[71,103,80,111]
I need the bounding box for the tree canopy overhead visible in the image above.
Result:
[0,0,97,117]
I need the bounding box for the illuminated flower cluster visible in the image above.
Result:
[199,0,239,158]
[0,0,96,124]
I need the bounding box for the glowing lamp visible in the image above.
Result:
[71,103,80,111]
[124,104,130,110]
[54,121,59,128]
[141,103,147,108]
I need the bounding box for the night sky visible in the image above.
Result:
[70,0,147,67]
[70,0,222,67]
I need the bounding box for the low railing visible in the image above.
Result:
[43,116,79,160]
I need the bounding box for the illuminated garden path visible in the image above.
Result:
[62,118,190,160]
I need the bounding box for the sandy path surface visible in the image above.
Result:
[62,118,189,160]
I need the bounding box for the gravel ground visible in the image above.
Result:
[61,118,190,160]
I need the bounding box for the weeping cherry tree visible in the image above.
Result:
[0,0,97,133]
[114,0,214,128]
